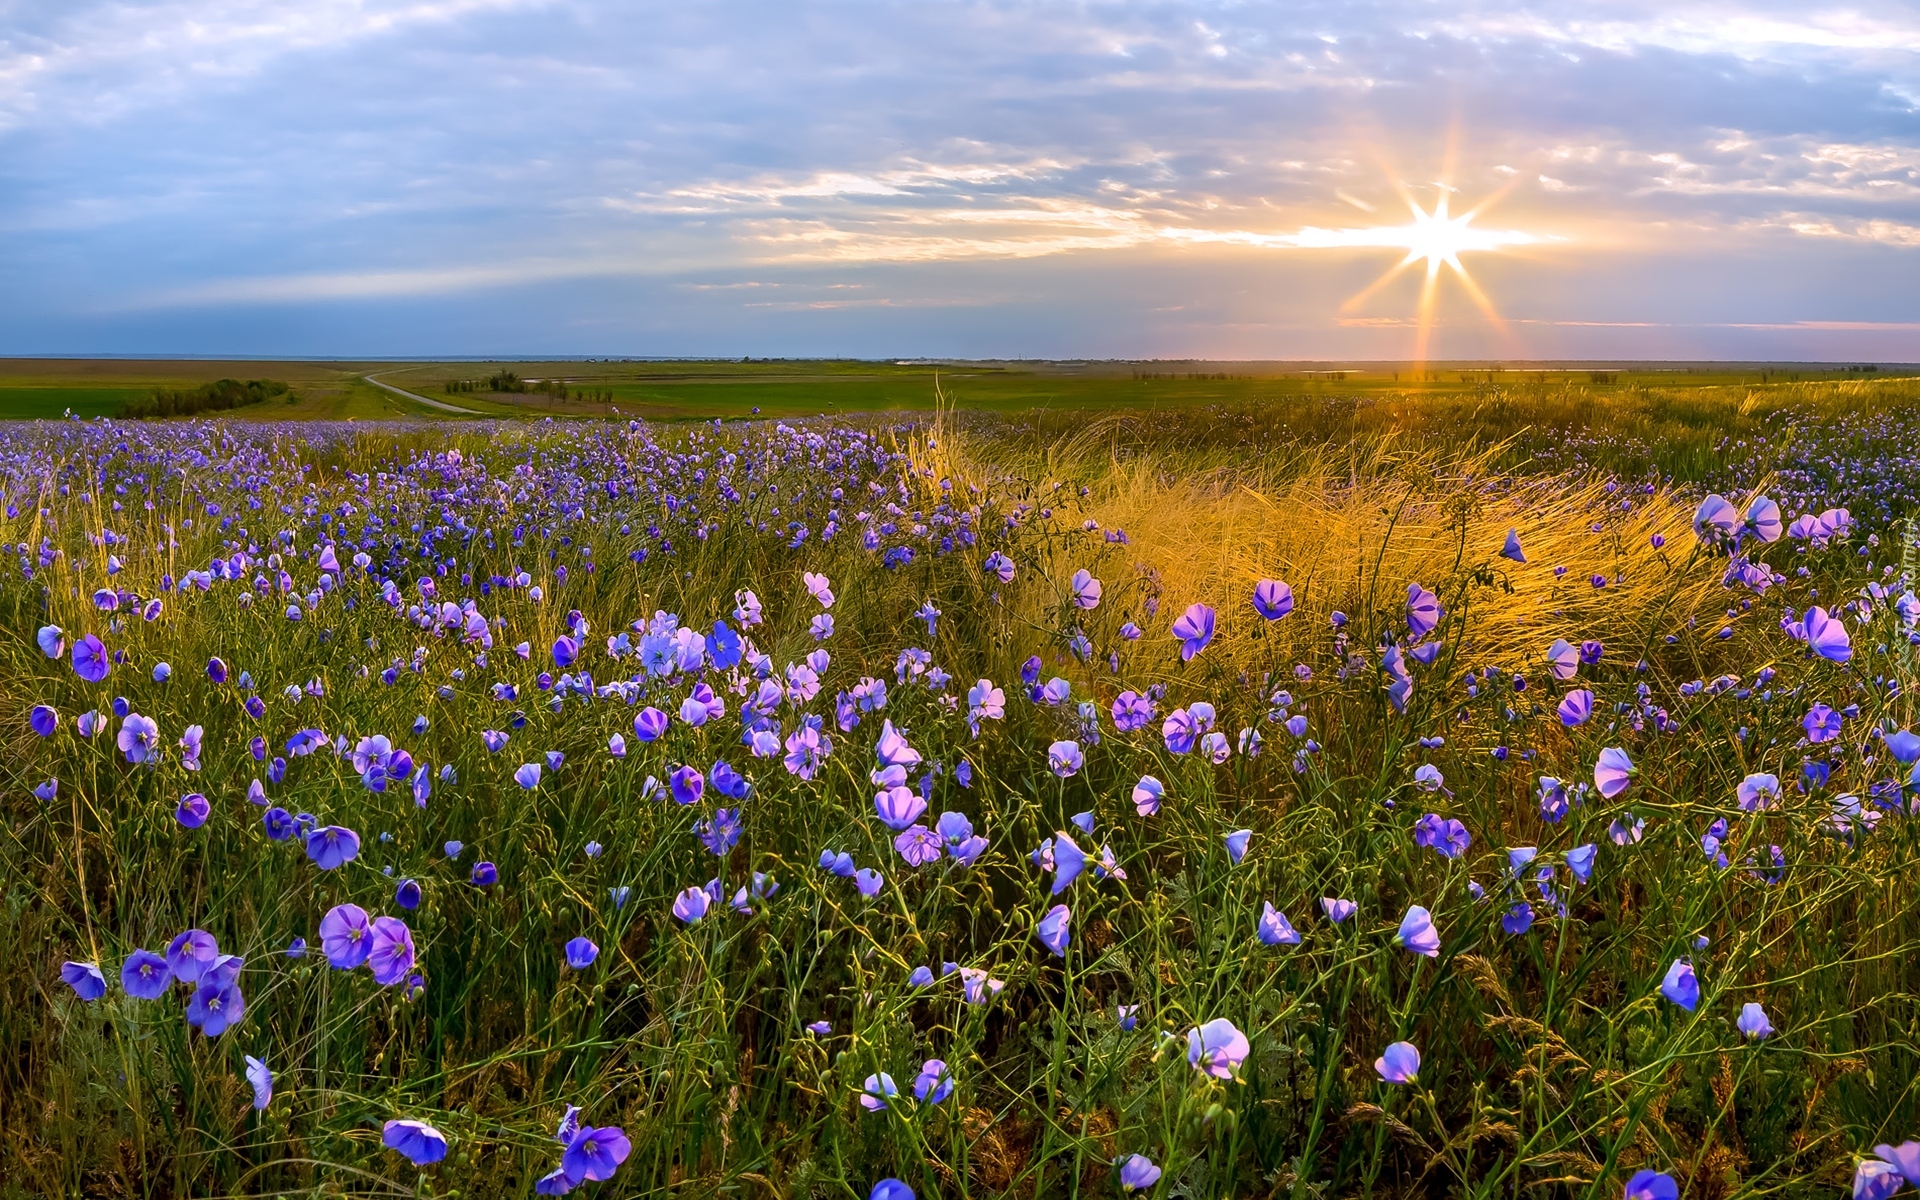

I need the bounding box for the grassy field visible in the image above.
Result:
[5,376,1920,1199]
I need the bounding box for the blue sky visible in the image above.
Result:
[3,0,1918,360]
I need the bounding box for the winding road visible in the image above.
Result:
[363,371,481,415]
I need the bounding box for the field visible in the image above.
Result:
[5,371,1920,1199]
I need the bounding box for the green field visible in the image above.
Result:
[1,357,1911,426]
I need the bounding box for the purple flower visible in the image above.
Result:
[1047,740,1084,777]
[1499,528,1526,563]
[383,1119,450,1166]
[37,625,64,658]
[72,634,110,683]
[874,786,927,830]
[1805,605,1852,663]
[564,936,600,970]
[29,705,57,737]
[306,825,360,869]
[1737,773,1780,811]
[472,861,499,889]
[854,867,884,896]
[633,707,670,742]
[1566,843,1598,883]
[1694,493,1737,542]
[1186,1017,1249,1079]
[562,1125,630,1182]
[61,961,107,1001]
[1132,775,1163,815]
[1406,583,1443,638]
[1172,603,1216,660]
[207,656,228,684]
[176,792,210,828]
[1224,829,1251,865]
[185,958,245,1035]
[117,713,160,764]
[894,825,943,866]
[167,929,219,983]
[1396,905,1440,957]
[1374,1040,1419,1084]
[1111,690,1154,731]
[870,1181,915,1200]
[1661,959,1699,1010]
[120,949,171,999]
[552,635,579,667]
[245,1055,272,1110]
[1252,578,1294,620]
[1738,1001,1772,1039]
[1557,690,1594,727]
[1546,638,1579,681]
[1871,1143,1920,1189]
[1036,903,1071,956]
[1257,902,1301,946]
[319,904,373,968]
[514,762,542,790]
[672,885,711,923]
[1070,569,1102,609]
[1118,1154,1162,1190]
[1804,703,1843,743]
[1594,747,1633,799]
[859,1073,898,1111]
[1502,903,1535,935]
[1625,1170,1678,1200]
[1321,897,1356,923]
[670,765,705,805]
[912,1058,954,1104]
[368,917,415,986]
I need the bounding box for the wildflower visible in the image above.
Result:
[1854,1159,1905,1200]
[1558,690,1594,727]
[1257,902,1301,945]
[117,712,160,763]
[1567,843,1598,883]
[37,625,64,658]
[121,949,171,999]
[803,571,835,608]
[672,886,711,923]
[471,861,498,887]
[1374,1040,1419,1084]
[1117,1154,1162,1190]
[1132,775,1163,815]
[514,763,542,790]
[245,1055,272,1110]
[1804,703,1843,743]
[670,766,705,805]
[176,792,210,828]
[1546,638,1579,681]
[1186,1017,1249,1079]
[1737,773,1780,811]
[860,1073,898,1111]
[1172,603,1216,659]
[1224,829,1251,864]
[1413,764,1446,792]
[320,904,373,968]
[634,707,670,742]
[894,825,943,866]
[1048,740,1084,777]
[984,551,1016,581]
[1406,583,1442,638]
[61,961,107,1001]
[1502,903,1534,935]
[1661,959,1699,1011]
[1070,569,1102,608]
[383,1120,450,1166]
[306,825,360,869]
[1625,1170,1678,1200]
[1396,905,1440,956]
[1321,897,1356,923]
[1805,606,1851,662]
[72,634,110,683]
[29,705,57,737]
[1594,747,1634,799]
[1252,578,1294,619]
[1738,1001,1772,1039]
[185,957,245,1035]
[368,917,415,986]
[870,1182,914,1200]
[913,1059,954,1104]
[1036,904,1071,956]
[1500,529,1526,563]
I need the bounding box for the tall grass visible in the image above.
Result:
[3,404,1918,1199]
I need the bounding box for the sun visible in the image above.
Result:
[1328,175,1543,363]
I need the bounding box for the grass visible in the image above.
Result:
[2,387,1919,1199]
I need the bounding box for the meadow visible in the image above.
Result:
[6,371,1920,1200]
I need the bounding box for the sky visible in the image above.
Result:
[2,0,1919,361]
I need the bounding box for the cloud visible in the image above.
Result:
[0,0,1917,356]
